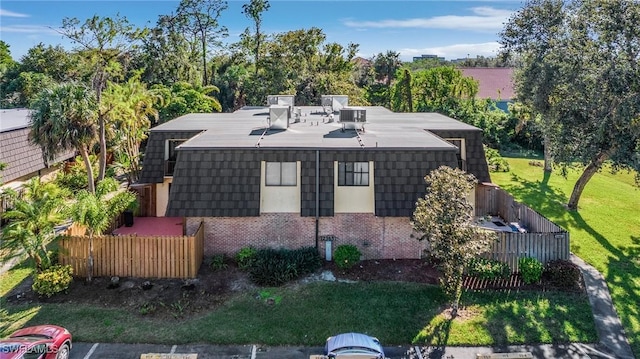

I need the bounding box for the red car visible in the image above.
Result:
[0,325,71,359]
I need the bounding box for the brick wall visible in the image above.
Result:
[186,213,428,260]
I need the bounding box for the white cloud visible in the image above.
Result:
[0,9,29,18]
[399,41,503,61]
[343,6,513,32]
[0,25,59,34]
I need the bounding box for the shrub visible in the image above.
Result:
[209,254,228,271]
[484,146,510,172]
[248,247,321,286]
[32,265,73,297]
[544,260,582,290]
[286,246,322,274]
[519,257,543,284]
[334,244,362,270]
[235,246,257,270]
[467,257,511,280]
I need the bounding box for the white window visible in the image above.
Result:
[338,162,369,186]
[265,162,297,186]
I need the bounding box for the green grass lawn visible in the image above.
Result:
[491,157,640,356]
[1,266,596,347]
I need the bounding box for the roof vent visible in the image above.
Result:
[321,95,348,114]
[268,105,290,130]
[339,106,366,131]
[267,95,295,107]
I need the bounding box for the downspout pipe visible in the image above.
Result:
[315,149,320,249]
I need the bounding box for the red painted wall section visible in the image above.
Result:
[186,214,428,260]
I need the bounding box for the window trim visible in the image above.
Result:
[338,161,370,186]
[445,138,467,171]
[164,139,188,177]
[265,161,298,186]
[165,139,188,161]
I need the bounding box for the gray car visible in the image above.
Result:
[324,332,385,358]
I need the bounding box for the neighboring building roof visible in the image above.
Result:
[460,67,515,101]
[152,106,480,151]
[0,108,31,132]
[0,109,75,184]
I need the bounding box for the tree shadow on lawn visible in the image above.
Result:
[409,314,453,359]
[495,171,640,354]
[410,289,596,359]
[569,214,640,355]
[495,173,579,238]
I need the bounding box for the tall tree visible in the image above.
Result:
[69,178,135,281]
[241,0,270,76]
[0,40,17,77]
[501,0,640,210]
[412,66,478,113]
[412,166,493,313]
[2,71,55,108]
[211,54,251,111]
[254,28,365,106]
[175,0,229,86]
[137,15,202,86]
[1,178,67,273]
[58,15,147,183]
[373,50,401,108]
[0,41,19,107]
[153,82,221,123]
[500,0,565,173]
[102,75,160,184]
[19,43,77,82]
[392,68,413,112]
[29,83,98,193]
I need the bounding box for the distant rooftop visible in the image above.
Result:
[152,106,480,151]
[0,108,31,132]
[460,68,515,100]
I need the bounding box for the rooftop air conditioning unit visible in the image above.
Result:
[267,95,295,107]
[339,106,366,130]
[269,105,290,130]
[321,95,348,114]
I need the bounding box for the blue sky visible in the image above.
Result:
[0,0,522,62]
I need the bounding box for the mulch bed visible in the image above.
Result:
[6,259,584,319]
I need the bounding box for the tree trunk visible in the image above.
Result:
[79,146,95,194]
[202,38,208,86]
[254,24,260,76]
[87,234,94,282]
[543,135,553,172]
[98,114,106,182]
[386,75,392,109]
[404,69,413,112]
[567,152,610,210]
[451,263,465,317]
[32,251,43,273]
[95,70,107,182]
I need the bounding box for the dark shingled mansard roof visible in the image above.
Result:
[141,106,491,217]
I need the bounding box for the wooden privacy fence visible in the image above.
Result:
[59,222,204,279]
[484,232,570,272]
[475,183,570,272]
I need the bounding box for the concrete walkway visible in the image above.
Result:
[571,254,635,358]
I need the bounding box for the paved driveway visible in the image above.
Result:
[68,343,412,359]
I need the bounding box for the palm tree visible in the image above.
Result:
[69,178,135,281]
[1,178,67,273]
[30,83,99,193]
[102,75,160,184]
